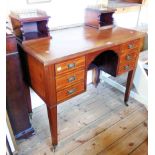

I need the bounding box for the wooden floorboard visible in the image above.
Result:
[68,107,147,155]
[129,139,148,155]
[98,120,148,155]
[16,82,148,155]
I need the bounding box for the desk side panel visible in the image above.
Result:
[27,55,46,101]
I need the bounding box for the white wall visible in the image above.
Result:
[6,0,89,28]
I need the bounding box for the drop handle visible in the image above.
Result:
[128,44,134,49]
[68,63,75,69]
[124,65,130,71]
[126,55,132,61]
[68,76,76,82]
[67,88,76,95]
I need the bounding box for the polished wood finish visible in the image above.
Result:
[117,61,136,75]
[47,106,58,146]
[57,81,85,103]
[10,10,51,41]
[22,27,144,65]
[56,69,85,91]
[119,51,138,65]
[27,55,46,100]
[19,26,145,146]
[121,37,141,105]
[6,32,34,139]
[55,56,85,75]
[55,56,86,103]
[85,8,116,29]
[44,65,57,145]
[121,39,141,51]
[117,39,140,75]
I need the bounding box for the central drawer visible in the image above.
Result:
[57,82,85,103]
[56,70,85,91]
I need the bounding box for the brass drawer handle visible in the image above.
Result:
[68,76,76,82]
[67,88,76,95]
[124,65,130,71]
[128,44,134,49]
[126,55,132,61]
[68,63,75,69]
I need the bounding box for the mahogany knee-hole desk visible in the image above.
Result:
[18,26,145,148]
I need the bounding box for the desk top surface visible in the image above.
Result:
[22,26,145,65]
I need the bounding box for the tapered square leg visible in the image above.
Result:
[124,70,135,106]
[47,106,58,146]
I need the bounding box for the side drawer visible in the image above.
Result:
[119,51,138,65]
[55,56,85,75]
[56,69,85,91]
[121,39,140,52]
[117,61,136,75]
[57,81,85,103]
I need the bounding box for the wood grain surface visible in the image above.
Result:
[22,26,145,65]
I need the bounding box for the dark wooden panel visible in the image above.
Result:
[6,53,34,139]
[6,35,17,54]
[91,51,119,77]
[6,33,34,139]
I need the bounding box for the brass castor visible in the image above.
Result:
[124,101,129,106]
[51,145,57,152]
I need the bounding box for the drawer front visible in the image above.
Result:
[117,61,136,75]
[119,51,138,65]
[56,70,85,91]
[121,39,140,52]
[117,39,140,75]
[55,56,85,75]
[57,82,85,102]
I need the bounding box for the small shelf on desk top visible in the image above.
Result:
[10,9,50,22]
[86,7,116,13]
[17,31,51,42]
[10,9,51,41]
